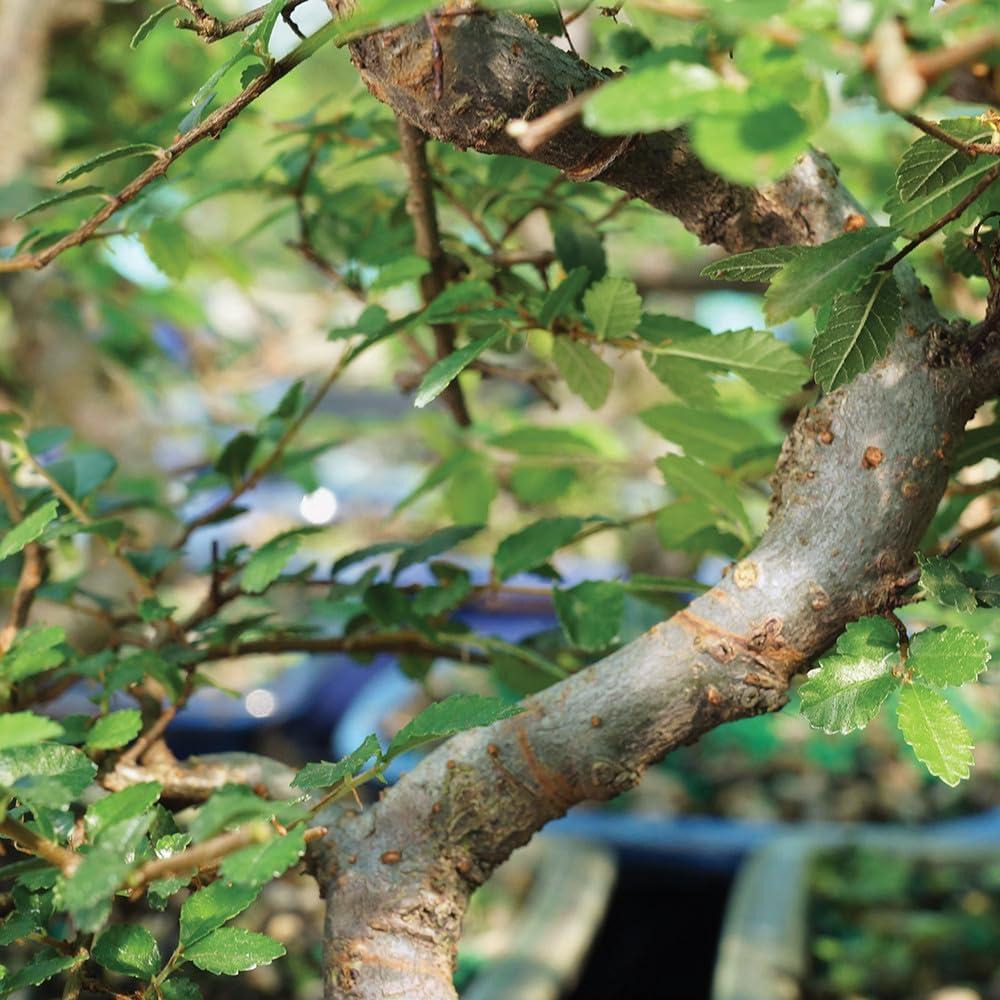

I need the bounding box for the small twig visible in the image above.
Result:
[0,462,47,654]
[879,162,1000,271]
[177,0,313,42]
[0,816,79,874]
[175,346,353,547]
[506,91,591,154]
[396,117,472,427]
[940,513,1000,555]
[913,30,1000,83]
[902,112,1000,157]
[884,610,910,661]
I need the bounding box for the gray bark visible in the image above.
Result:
[313,8,1000,997]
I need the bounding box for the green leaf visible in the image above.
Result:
[220,827,306,888]
[394,524,483,575]
[162,977,203,1000]
[46,448,117,500]
[908,627,990,687]
[553,224,606,283]
[414,331,503,409]
[85,709,143,750]
[799,617,900,734]
[584,60,722,134]
[0,712,63,750]
[131,3,177,48]
[291,733,382,791]
[493,516,583,580]
[0,952,81,994]
[811,272,900,391]
[553,581,624,651]
[539,267,590,326]
[582,276,642,340]
[422,280,495,323]
[180,881,260,947]
[764,227,898,323]
[445,453,497,524]
[490,427,598,456]
[86,782,162,841]
[0,626,65,682]
[142,219,191,281]
[14,186,105,221]
[385,694,523,762]
[640,405,767,464]
[896,119,996,201]
[886,155,999,238]
[956,424,1000,468]
[183,927,285,975]
[0,500,59,561]
[897,684,974,786]
[215,431,259,482]
[0,743,96,802]
[242,529,316,594]
[510,465,576,503]
[701,246,804,282]
[189,786,277,842]
[92,924,161,980]
[649,328,807,398]
[553,339,613,409]
[918,554,977,613]
[656,455,750,540]
[58,144,161,184]
[370,255,430,290]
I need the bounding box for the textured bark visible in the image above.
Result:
[314,8,1000,998]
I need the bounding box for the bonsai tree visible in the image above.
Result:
[0,0,997,997]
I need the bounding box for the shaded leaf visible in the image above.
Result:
[553,580,624,651]
[58,144,161,184]
[92,924,161,980]
[493,516,583,580]
[701,246,803,282]
[553,339,612,409]
[582,276,642,340]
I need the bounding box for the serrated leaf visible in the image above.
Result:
[582,276,642,340]
[85,782,162,841]
[764,227,898,323]
[0,500,59,561]
[183,927,285,975]
[649,328,807,398]
[220,827,306,888]
[414,330,503,409]
[0,951,81,994]
[394,524,482,576]
[14,186,105,221]
[539,267,590,326]
[180,881,260,947]
[896,119,995,201]
[131,3,176,48]
[640,405,767,464]
[189,786,278,842]
[553,339,613,409]
[897,684,973,786]
[701,246,804,282]
[58,144,161,184]
[242,529,316,594]
[422,280,495,324]
[908,626,990,687]
[811,272,900,391]
[384,694,523,762]
[0,743,96,801]
[162,977,203,1000]
[92,924,161,980]
[291,733,382,790]
[493,516,583,580]
[553,581,624,651]
[918,554,977,612]
[0,625,65,682]
[85,709,142,750]
[799,617,900,734]
[0,712,63,750]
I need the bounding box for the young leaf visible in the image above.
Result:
[553,580,624,651]
[85,709,143,750]
[384,694,523,762]
[0,711,63,750]
[92,925,161,980]
[764,227,898,323]
[918,554,978,613]
[414,330,503,409]
[131,3,177,48]
[0,625,65,682]
[701,246,804,282]
[291,733,382,790]
[553,339,613,409]
[811,272,900,391]
[180,882,260,948]
[183,927,285,975]
[582,276,642,340]
[58,144,161,184]
[799,617,900,733]
[220,827,306,888]
[14,186,105,221]
[0,499,59,561]
[897,684,974,786]
[493,516,583,580]
[896,119,995,201]
[908,626,990,687]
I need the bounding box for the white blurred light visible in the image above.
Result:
[300,487,338,524]
[245,688,277,718]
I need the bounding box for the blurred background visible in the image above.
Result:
[1,1,998,997]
